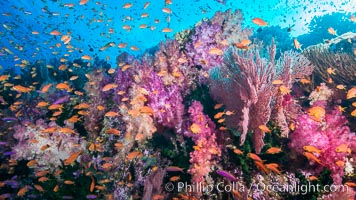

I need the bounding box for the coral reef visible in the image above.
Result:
[11,119,86,168]
[184,101,221,185]
[303,32,356,85]
[289,104,356,184]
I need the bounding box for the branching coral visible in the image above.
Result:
[210,41,314,153]
[210,44,275,153]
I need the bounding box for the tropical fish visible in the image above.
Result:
[327,67,336,75]
[162,8,172,14]
[214,112,224,119]
[105,128,121,135]
[265,147,282,154]
[34,184,45,192]
[279,85,291,95]
[346,87,356,99]
[50,30,61,36]
[303,146,322,154]
[214,103,224,109]
[307,106,325,122]
[81,55,92,60]
[162,28,173,33]
[303,152,323,165]
[64,151,82,165]
[272,79,283,85]
[327,27,337,35]
[258,125,271,133]
[105,111,119,117]
[351,109,356,117]
[166,166,184,172]
[335,144,350,153]
[102,83,118,92]
[208,48,223,55]
[265,163,281,174]
[216,169,238,181]
[17,186,28,196]
[122,3,133,9]
[190,123,201,134]
[345,182,356,187]
[254,161,268,173]
[64,180,75,185]
[56,83,71,92]
[248,153,263,162]
[293,38,302,50]
[335,160,345,167]
[12,85,31,93]
[143,2,150,9]
[126,151,143,160]
[308,176,319,181]
[233,148,243,155]
[252,18,268,26]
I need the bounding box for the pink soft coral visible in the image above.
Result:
[289,106,356,184]
[184,101,221,185]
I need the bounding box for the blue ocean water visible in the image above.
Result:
[0,0,354,71]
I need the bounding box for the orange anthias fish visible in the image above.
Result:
[265,147,282,154]
[252,18,268,26]
[346,87,356,99]
[123,3,133,9]
[50,30,61,36]
[56,83,71,92]
[248,153,263,162]
[335,144,351,153]
[214,112,224,119]
[307,106,326,122]
[81,55,92,60]
[190,123,201,134]
[79,0,89,5]
[327,27,337,35]
[102,83,118,92]
[303,152,323,165]
[41,83,52,93]
[293,38,302,50]
[254,161,268,173]
[90,176,95,192]
[258,125,271,133]
[233,148,243,155]
[162,28,173,33]
[126,151,143,160]
[12,85,32,93]
[351,14,356,22]
[105,128,121,135]
[214,103,224,109]
[265,163,281,174]
[303,146,322,154]
[17,186,28,196]
[143,2,150,9]
[64,151,82,165]
[326,67,336,75]
[208,48,223,55]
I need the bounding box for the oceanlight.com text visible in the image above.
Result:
[165,181,350,195]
